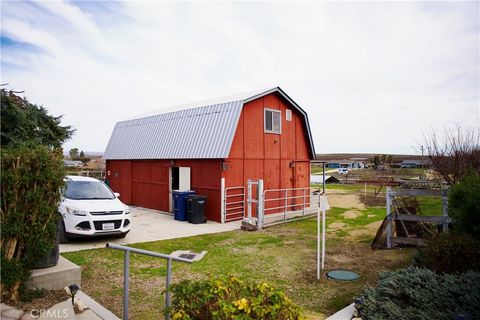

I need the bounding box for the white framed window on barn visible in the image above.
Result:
[264,108,281,134]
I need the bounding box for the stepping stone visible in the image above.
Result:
[1,303,13,312]
[76,309,102,320]
[2,308,24,319]
[21,313,38,320]
[41,299,74,319]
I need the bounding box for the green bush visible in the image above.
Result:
[412,232,480,274]
[1,146,65,302]
[356,267,480,320]
[168,275,303,320]
[1,89,74,148]
[449,172,480,240]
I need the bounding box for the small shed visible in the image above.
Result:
[104,87,315,222]
[311,175,339,185]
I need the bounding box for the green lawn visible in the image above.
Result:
[62,191,414,319]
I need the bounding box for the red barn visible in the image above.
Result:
[104,87,315,223]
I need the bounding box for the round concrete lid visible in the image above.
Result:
[326,269,360,281]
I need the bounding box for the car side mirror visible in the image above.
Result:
[114,192,120,198]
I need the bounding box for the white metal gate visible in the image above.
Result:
[261,187,318,228]
[223,186,245,222]
[222,178,319,228]
[221,179,263,225]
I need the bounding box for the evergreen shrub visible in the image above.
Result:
[412,232,480,274]
[356,267,480,320]
[448,172,480,240]
[1,146,65,302]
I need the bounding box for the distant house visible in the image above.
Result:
[63,160,84,168]
[327,160,366,169]
[400,159,432,168]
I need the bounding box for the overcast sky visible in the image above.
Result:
[1,1,479,155]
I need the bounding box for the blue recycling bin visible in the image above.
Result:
[173,190,195,221]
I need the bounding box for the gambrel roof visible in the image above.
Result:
[104,87,315,160]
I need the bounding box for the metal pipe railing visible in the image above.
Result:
[224,186,246,222]
[106,243,193,320]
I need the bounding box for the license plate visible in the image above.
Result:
[102,223,115,230]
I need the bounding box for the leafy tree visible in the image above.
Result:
[380,154,387,165]
[1,89,74,148]
[79,150,85,158]
[373,155,380,167]
[69,148,79,159]
[79,156,91,165]
[448,172,480,240]
[1,146,64,302]
[424,126,479,185]
[0,89,73,302]
[387,155,393,166]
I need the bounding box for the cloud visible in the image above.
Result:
[1,1,478,154]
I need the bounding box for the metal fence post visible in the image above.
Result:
[220,178,225,224]
[257,180,264,230]
[322,202,326,269]
[317,206,320,280]
[302,188,306,216]
[123,251,130,320]
[442,189,449,231]
[165,258,172,319]
[386,187,392,249]
[247,181,252,221]
[284,189,287,221]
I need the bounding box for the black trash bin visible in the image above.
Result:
[187,195,207,224]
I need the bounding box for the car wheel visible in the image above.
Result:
[58,218,69,244]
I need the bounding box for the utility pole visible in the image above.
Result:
[420,145,425,179]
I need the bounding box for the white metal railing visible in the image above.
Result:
[261,187,318,228]
[223,186,245,222]
[106,243,194,320]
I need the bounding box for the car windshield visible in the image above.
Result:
[64,180,115,200]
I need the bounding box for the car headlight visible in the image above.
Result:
[124,208,131,215]
[66,206,88,216]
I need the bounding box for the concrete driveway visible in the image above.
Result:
[60,207,241,253]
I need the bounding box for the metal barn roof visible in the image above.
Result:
[104,87,315,160]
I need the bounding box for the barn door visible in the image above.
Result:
[169,167,192,212]
[178,167,191,191]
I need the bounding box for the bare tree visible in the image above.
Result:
[423,126,480,185]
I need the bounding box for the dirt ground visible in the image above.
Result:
[7,289,67,315]
[326,190,365,209]
[342,210,361,219]
[348,221,383,238]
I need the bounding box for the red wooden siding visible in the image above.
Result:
[224,92,311,191]
[106,159,222,222]
[107,160,132,204]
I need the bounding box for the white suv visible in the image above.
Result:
[338,168,349,175]
[58,176,131,243]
